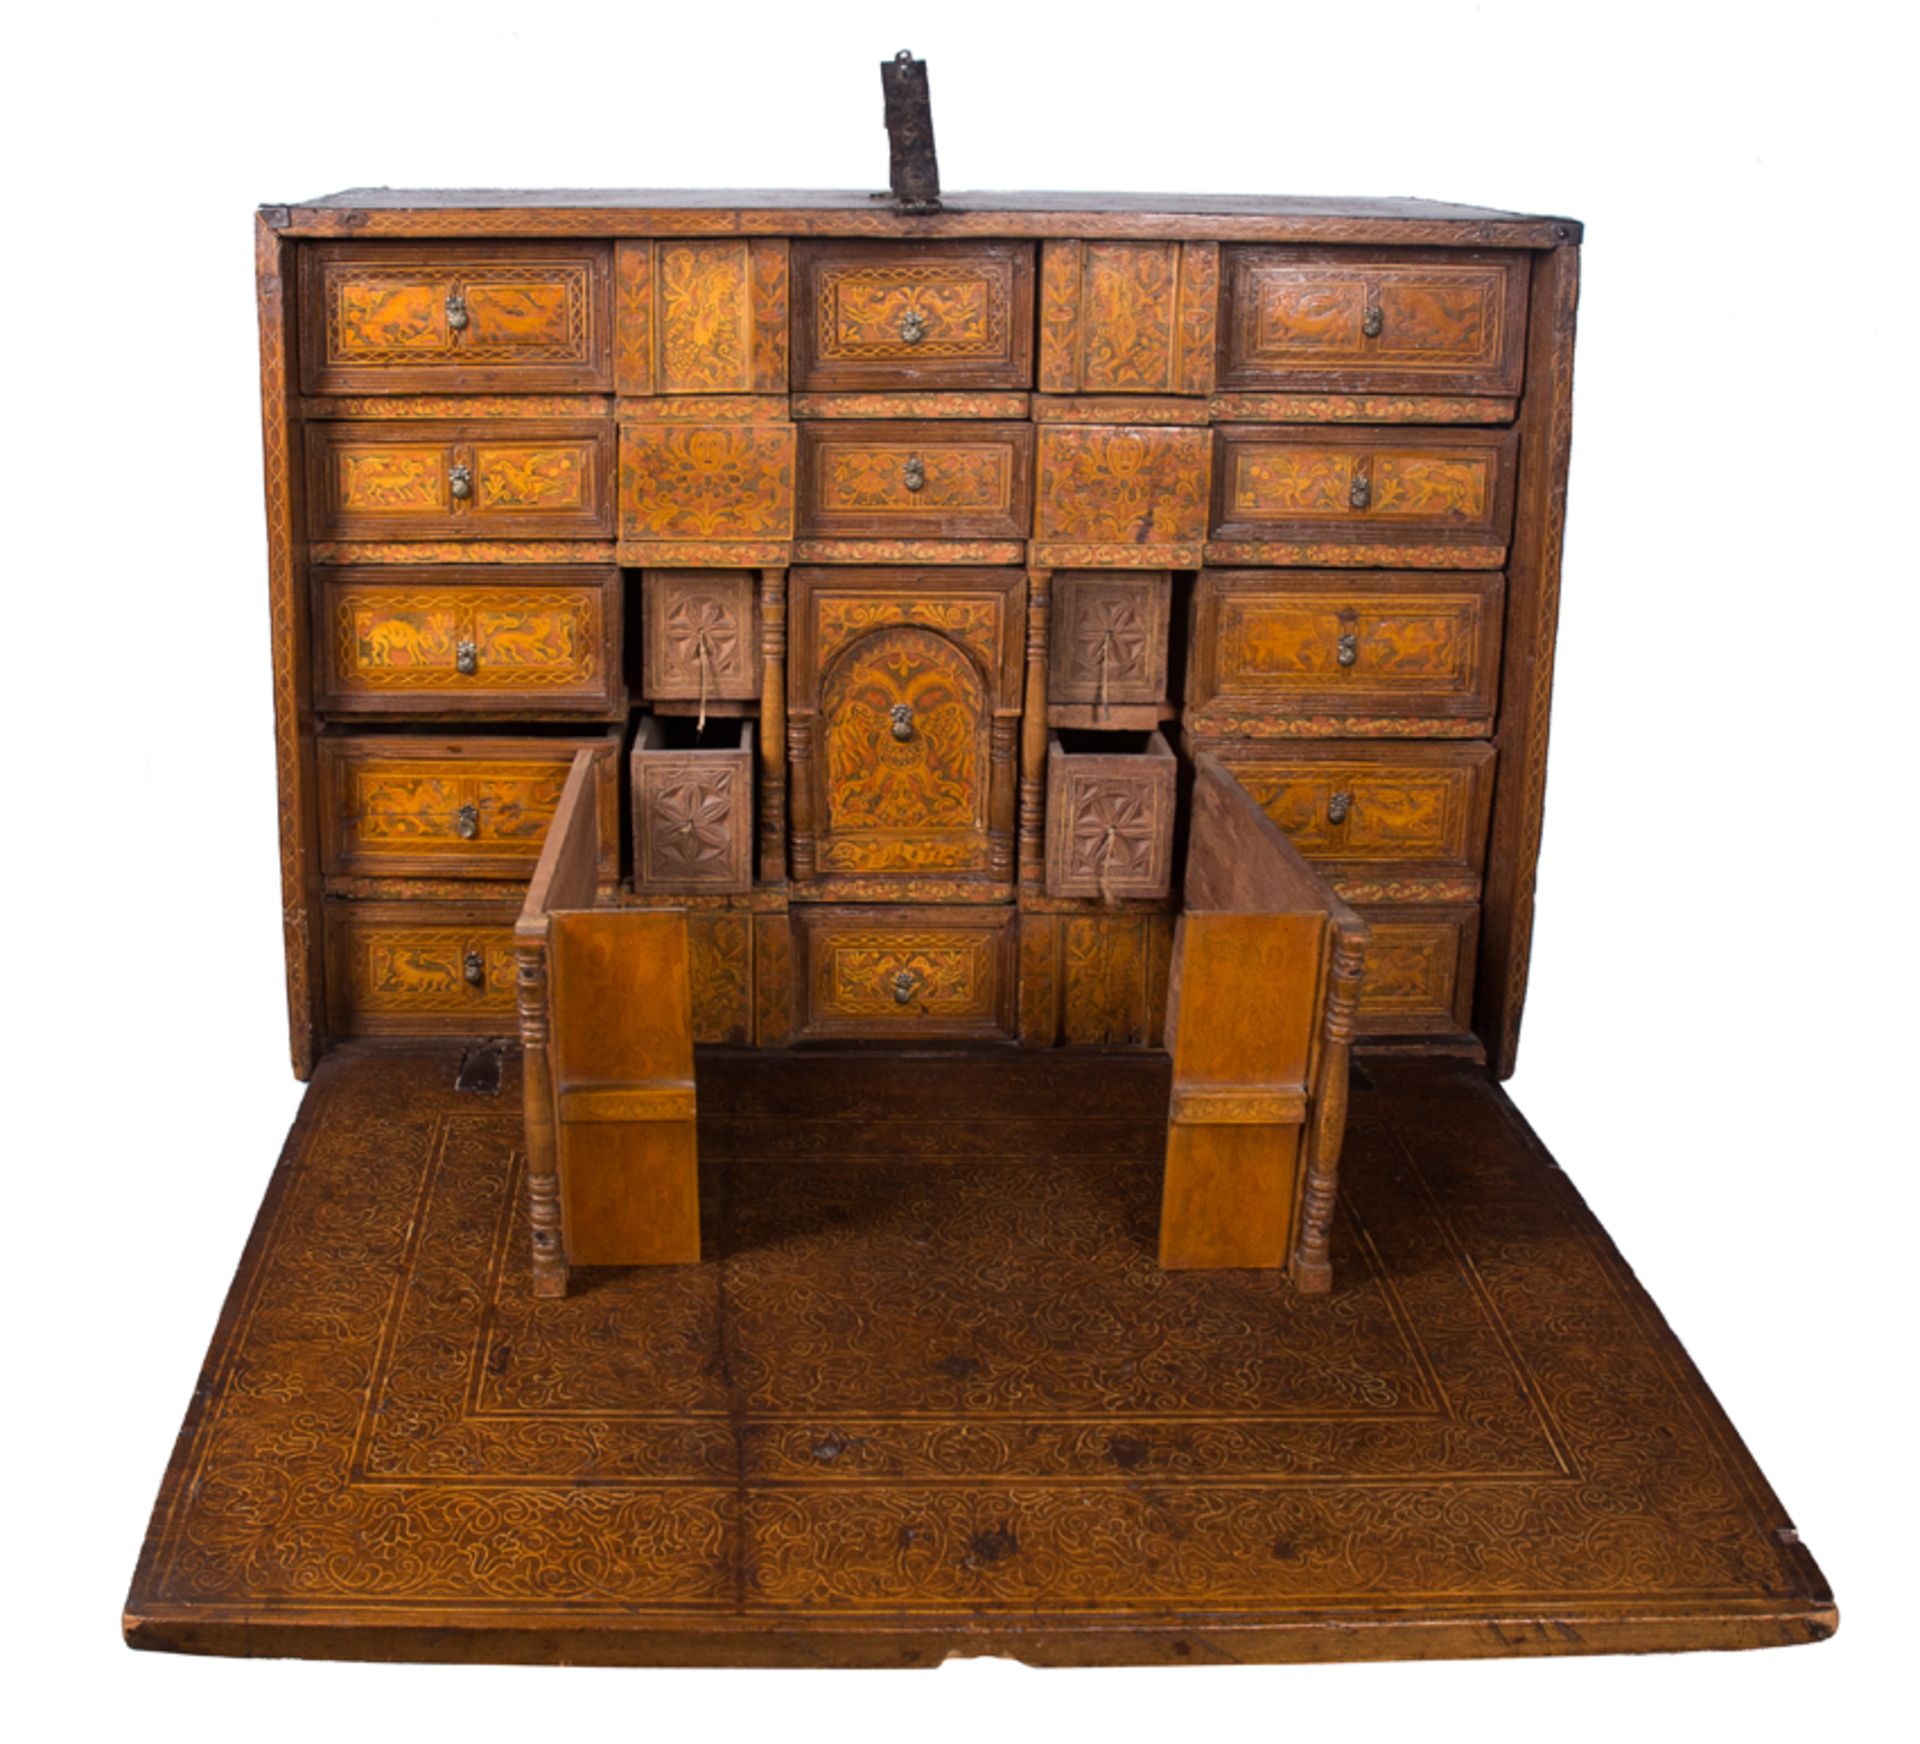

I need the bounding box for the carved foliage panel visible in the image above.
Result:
[1039,241,1219,396]
[301,242,614,393]
[615,239,789,396]
[619,419,796,541]
[641,570,761,701]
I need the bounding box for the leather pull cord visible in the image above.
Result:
[694,629,713,734]
[1095,824,1119,907]
[1095,629,1118,720]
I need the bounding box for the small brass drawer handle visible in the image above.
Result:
[1327,791,1353,825]
[890,967,921,1005]
[446,291,469,332]
[1348,472,1371,511]
[463,948,486,988]
[455,803,480,840]
[898,308,929,345]
[1361,304,1384,339]
[902,454,927,493]
[449,463,473,501]
[455,639,479,675]
[1336,630,1360,667]
[890,702,915,741]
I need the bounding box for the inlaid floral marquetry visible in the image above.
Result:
[686,912,753,1044]
[618,417,796,544]
[1210,425,1517,554]
[300,242,614,393]
[791,242,1037,391]
[1032,424,1211,568]
[796,420,1033,541]
[1199,741,1496,880]
[1045,731,1176,901]
[614,239,789,396]
[631,717,755,893]
[307,421,615,541]
[641,570,760,704]
[313,566,622,717]
[318,734,619,880]
[1048,572,1172,713]
[1219,247,1528,396]
[1187,570,1503,733]
[324,901,519,1035]
[1039,240,1218,396]
[1060,914,1168,1047]
[795,907,1016,1039]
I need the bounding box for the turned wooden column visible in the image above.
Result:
[514,930,568,1298]
[1019,568,1053,888]
[788,715,816,883]
[758,567,787,882]
[1291,929,1367,1294]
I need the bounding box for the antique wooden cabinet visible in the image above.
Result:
[257,189,1578,1078]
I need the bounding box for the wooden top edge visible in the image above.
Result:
[261,189,1581,245]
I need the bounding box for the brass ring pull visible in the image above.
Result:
[462,948,486,988]
[902,454,926,493]
[1336,630,1360,667]
[1327,791,1353,825]
[455,803,480,840]
[1361,304,1384,339]
[889,702,915,741]
[445,291,469,332]
[890,967,921,1005]
[449,463,473,501]
[898,308,929,345]
[455,639,479,675]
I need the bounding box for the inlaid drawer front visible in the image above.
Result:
[618,416,795,551]
[631,716,755,894]
[1219,247,1527,396]
[1033,424,1212,567]
[796,907,1016,1041]
[299,243,614,394]
[1048,572,1173,713]
[1039,240,1219,396]
[307,421,614,541]
[1211,427,1517,551]
[615,238,788,396]
[1045,730,1177,901]
[325,901,519,1037]
[641,570,761,704]
[314,566,622,717]
[796,420,1034,540]
[1204,742,1496,879]
[1188,570,1503,732]
[791,242,1037,391]
[1349,903,1479,1036]
[318,734,619,880]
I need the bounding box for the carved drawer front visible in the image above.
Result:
[1210,426,1517,554]
[795,906,1016,1041]
[1348,903,1479,1036]
[299,242,614,394]
[641,570,761,706]
[318,734,619,881]
[631,716,756,894]
[1033,424,1212,568]
[1048,572,1173,718]
[1219,247,1528,396]
[1045,730,1177,901]
[1188,571,1503,734]
[324,900,518,1037]
[1201,741,1495,881]
[314,566,622,718]
[796,420,1034,540]
[307,420,614,541]
[1040,240,1220,396]
[791,241,1037,391]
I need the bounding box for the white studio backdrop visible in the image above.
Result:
[2,2,1912,1739]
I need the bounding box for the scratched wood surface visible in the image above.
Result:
[125,1048,1833,1666]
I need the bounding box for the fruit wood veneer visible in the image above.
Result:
[256,190,1583,1078]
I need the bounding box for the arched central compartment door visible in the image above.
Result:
[816,623,992,876]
